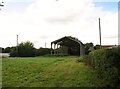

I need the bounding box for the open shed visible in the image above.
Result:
[51,36,85,56]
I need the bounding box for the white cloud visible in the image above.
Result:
[0,0,118,48]
[92,0,119,2]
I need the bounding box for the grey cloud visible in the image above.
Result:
[104,35,118,39]
[38,35,54,39]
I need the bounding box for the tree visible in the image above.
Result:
[84,42,94,54]
[3,47,11,53]
[10,41,36,57]
[10,47,17,57]
[0,47,4,53]
[94,45,100,50]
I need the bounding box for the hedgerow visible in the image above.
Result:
[89,47,120,87]
[78,47,120,87]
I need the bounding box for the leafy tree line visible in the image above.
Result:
[84,42,100,54]
[0,41,51,57]
[0,41,100,57]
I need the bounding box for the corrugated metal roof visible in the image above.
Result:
[51,36,84,46]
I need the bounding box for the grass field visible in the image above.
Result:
[2,56,98,87]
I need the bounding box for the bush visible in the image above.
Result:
[36,48,51,56]
[10,47,17,57]
[9,41,51,57]
[77,55,92,66]
[84,42,94,54]
[10,41,36,57]
[89,48,120,87]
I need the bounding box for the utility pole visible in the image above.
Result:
[45,42,46,48]
[16,35,18,56]
[17,35,18,46]
[99,18,102,49]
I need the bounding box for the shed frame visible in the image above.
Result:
[51,36,85,56]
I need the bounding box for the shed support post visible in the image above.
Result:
[54,44,56,55]
[80,43,84,56]
[79,44,81,56]
[57,44,59,55]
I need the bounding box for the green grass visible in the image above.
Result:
[2,56,97,87]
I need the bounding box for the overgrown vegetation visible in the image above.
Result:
[79,47,120,87]
[10,41,36,57]
[36,48,51,56]
[84,42,100,55]
[84,42,94,54]
[8,41,51,57]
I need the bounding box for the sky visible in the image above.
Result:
[0,0,119,48]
